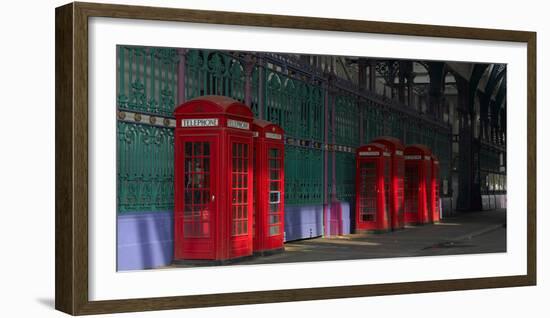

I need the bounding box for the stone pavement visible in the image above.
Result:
[171,209,506,268]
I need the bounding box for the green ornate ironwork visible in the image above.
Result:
[284,146,324,205]
[333,94,359,147]
[334,152,356,201]
[117,46,179,117]
[117,121,174,213]
[362,105,384,143]
[185,49,247,103]
[116,46,479,213]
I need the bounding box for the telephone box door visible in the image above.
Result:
[425,160,433,223]
[404,163,420,224]
[265,145,284,247]
[176,135,218,260]
[228,135,253,258]
[357,160,378,226]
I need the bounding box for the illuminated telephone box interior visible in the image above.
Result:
[372,136,406,230]
[430,155,441,223]
[173,96,254,262]
[404,144,432,225]
[355,143,392,233]
[252,119,285,255]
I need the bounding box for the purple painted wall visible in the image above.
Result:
[283,205,324,242]
[117,211,173,271]
[283,202,352,242]
[117,203,355,270]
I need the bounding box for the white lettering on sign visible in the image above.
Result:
[424,156,431,160]
[395,150,403,156]
[383,152,391,157]
[252,131,259,138]
[405,155,422,160]
[265,132,282,140]
[181,118,218,127]
[359,151,379,156]
[227,119,249,130]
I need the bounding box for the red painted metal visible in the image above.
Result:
[430,155,441,223]
[173,95,254,261]
[372,136,406,230]
[404,144,432,225]
[251,119,285,254]
[355,143,392,232]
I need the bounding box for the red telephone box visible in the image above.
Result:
[173,95,254,262]
[355,143,391,232]
[372,136,405,230]
[430,155,441,223]
[252,119,285,255]
[404,145,432,225]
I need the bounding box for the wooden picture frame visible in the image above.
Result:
[55,1,536,315]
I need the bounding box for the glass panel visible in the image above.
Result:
[203,159,210,172]
[269,203,279,213]
[269,215,279,224]
[269,148,279,158]
[193,142,202,156]
[185,143,193,156]
[269,225,280,236]
[269,159,279,169]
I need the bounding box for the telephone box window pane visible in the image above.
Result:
[184,206,192,219]
[203,143,210,156]
[269,225,280,236]
[193,143,202,156]
[185,143,193,156]
[269,203,279,213]
[269,215,279,224]
[270,182,279,191]
[269,159,279,169]
[243,159,248,172]
[269,149,279,158]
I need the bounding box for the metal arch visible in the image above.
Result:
[485,64,506,98]
[468,63,491,112]
[495,76,507,109]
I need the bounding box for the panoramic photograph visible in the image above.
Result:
[115,45,507,271]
